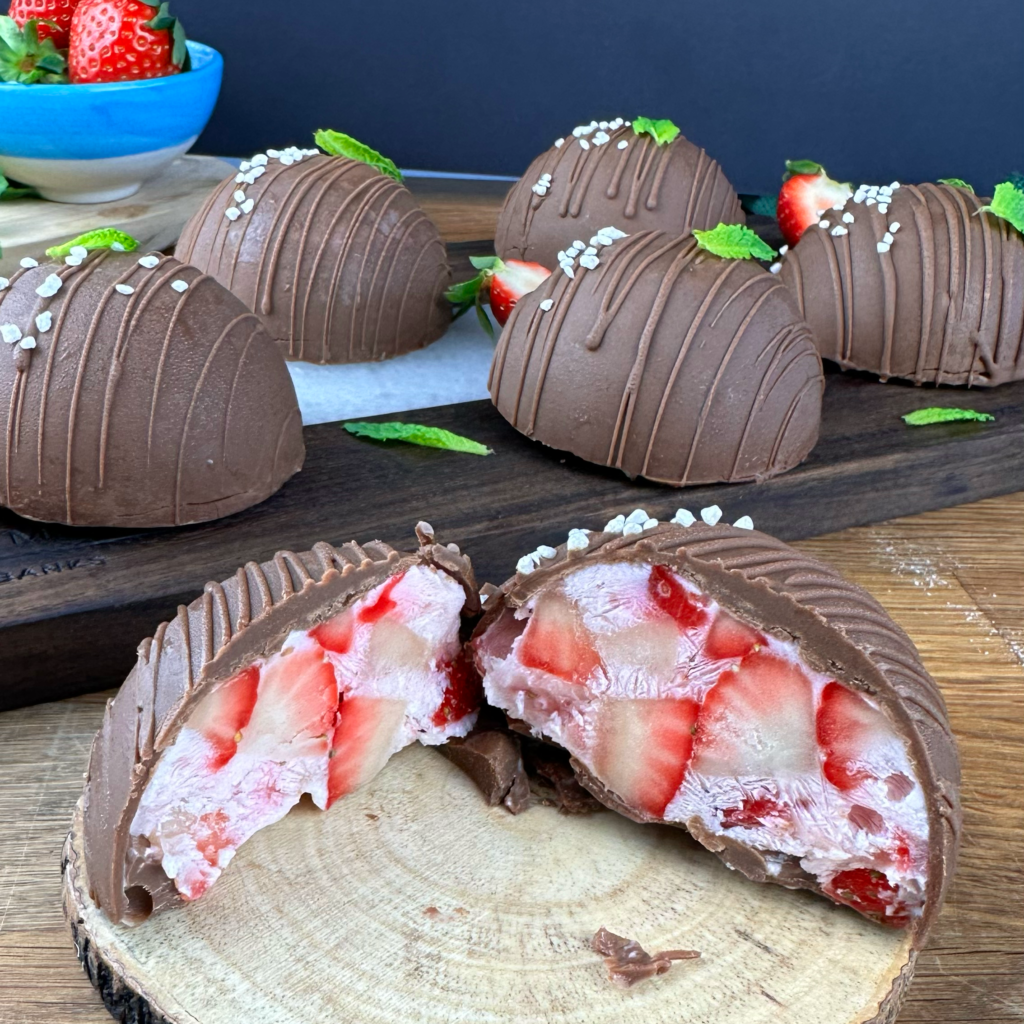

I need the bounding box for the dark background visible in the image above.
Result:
[113,1,1024,194]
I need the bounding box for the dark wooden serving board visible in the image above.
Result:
[2,370,1022,710]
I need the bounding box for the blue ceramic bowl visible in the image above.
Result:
[0,41,222,203]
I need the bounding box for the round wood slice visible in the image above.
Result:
[63,745,916,1024]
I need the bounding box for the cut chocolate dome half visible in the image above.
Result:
[83,524,480,924]
[473,513,960,944]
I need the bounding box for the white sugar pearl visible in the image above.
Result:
[779,244,789,255]
[536,545,558,559]
[35,311,52,332]
[883,232,894,244]
[889,222,901,232]
[617,140,628,149]
[1,323,22,344]
[225,207,241,221]
[20,257,38,268]
[866,197,876,205]
[266,149,280,158]
[625,508,649,525]
[115,284,135,295]
[252,154,268,166]
[671,508,696,527]
[554,138,564,147]
[235,173,246,183]
[831,226,848,236]
[879,185,893,196]
[138,255,160,269]
[69,246,88,258]
[566,529,590,551]
[566,246,579,258]
[733,515,754,530]
[573,240,586,250]
[170,280,189,293]
[539,299,554,311]
[19,336,36,350]
[700,505,723,526]
[603,514,625,534]
[239,161,251,172]
[110,242,125,252]
[35,274,62,298]
[878,203,889,214]
[769,262,782,273]
[584,246,597,255]
[819,219,830,229]
[877,241,891,253]
[601,226,627,239]
[642,518,659,531]
[562,265,575,279]
[622,523,643,536]
[579,254,600,270]
[843,212,855,223]
[579,139,590,150]
[233,190,246,203]
[65,255,83,266]
[0,278,9,291]
[241,198,255,214]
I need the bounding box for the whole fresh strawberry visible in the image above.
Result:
[8,0,79,48]
[445,256,551,337]
[0,15,67,82]
[777,160,853,248]
[68,0,187,83]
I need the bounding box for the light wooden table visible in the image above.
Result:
[0,492,1021,1023]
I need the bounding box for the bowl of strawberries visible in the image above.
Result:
[0,0,221,203]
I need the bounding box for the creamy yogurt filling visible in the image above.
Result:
[131,564,474,901]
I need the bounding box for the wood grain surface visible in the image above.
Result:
[1,492,1021,1023]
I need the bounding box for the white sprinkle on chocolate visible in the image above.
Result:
[69,246,87,258]
[878,203,889,214]
[566,528,590,551]
[516,552,540,575]
[20,257,39,268]
[115,283,135,295]
[818,220,830,229]
[603,514,625,534]
[233,190,246,203]
[769,263,782,273]
[536,545,558,559]
[831,226,848,236]
[622,522,643,536]
[554,138,564,147]
[65,256,83,267]
[111,242,126,252]
[170,279,189,293]
[877,241,891,253]
[251,153,269,166]
[700,504,723,526]
[241,198,255,214]
[562,265,575,279]
[778,245,789,256]
[889,221,901,232]
[138,255,160,269]
[579,139,590,150]
[579,254,600,270]
[35,311,52,332]
[883,231,894,244]
[671,508,696,527]
[733,515,754,530]
[225,207,241,221]
[843,211,855,223]
[36,274,62,298]
[539,299,553,312]
[1,323,22,344]
[0,278,9,291]
[617,140,628,149]
[19,336,36,350]
[625,508,649,526]
[600,226,627,240]
[642,518,659,531]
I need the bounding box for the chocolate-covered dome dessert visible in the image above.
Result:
[495,117,744,270]
[778,180,1024,386]
[175,132,451,365]
[473,513,961,944]
[0,243,303,527]
[82,523,479,924]
[489,226,824,486]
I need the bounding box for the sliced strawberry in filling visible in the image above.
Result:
[130,563,474,905]
[477,560,929,927]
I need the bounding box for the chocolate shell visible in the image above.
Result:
[495,118,744,270]
[489,230,824,485]
[779,181,1024,385]
[472,518,961,945]
[0,251,303,527]
[83,524,479,925]
[175,149,451,364]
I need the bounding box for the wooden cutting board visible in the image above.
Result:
[62,744,916,1024]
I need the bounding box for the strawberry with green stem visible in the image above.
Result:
[8,0,80,48]
[0,15,67,82]
[777,160,853,248]
[446,256,550,338]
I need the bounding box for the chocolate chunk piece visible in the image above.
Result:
[496,119,743,271]
[83,525,479,925]
[439,730,528,811]
[489,230,823,486]
[176,152,451,364]
[473,519,961,945]
[780,182,1024,386]
[591,926,700,988]
[0,251,303,526]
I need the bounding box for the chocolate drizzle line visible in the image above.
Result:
[175,154,450,365]
[781,182,1024,386]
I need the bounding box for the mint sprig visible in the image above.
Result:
[938,178,974,193]
[692,223,777,261]
[314,129,402,181]
[979,181,1024,235]
[45,229,140,257]
[344,421,492,455]
[0,16,68,83]
[0,172,39,202]
[632,117,681,146]
[901,407,994,426]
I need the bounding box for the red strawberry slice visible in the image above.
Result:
[241,645,337,757]
[777,160,853,248]
[691,651,818,778]
[704,610,765,661]
[309,608,355,654]
[518,590,602,685]
[817,681,893,793]
[720,794,789,829]
[9,0,80,48]
[648,564,707,629]
[591,698,700,817]
[187,665,260,771]
[825,868,908,927]
[326,696,406,806]
[357,573,403,625]
[432,648,483,726]
[444,256,551,333]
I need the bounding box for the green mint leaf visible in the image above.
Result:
[784,159,824,178]
[740,193,778,218]
[313,129,402,181]
[344,421,492,455]
[692,223,777,261]
[632,117,681,146]
[444,277,483,305]
[937,178,974,193]
[45,228,140,257]
[979,181,1024,235]
[901,407,995,426]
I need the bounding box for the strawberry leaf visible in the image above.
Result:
[692,223,777,261]
[344,421,492,455]
[0,15,67,83]
[445,256,503,338]
[901,407,994,426]
[632,117,680,146]
[475,300,495,339]
[979,181,1024,235]
[314,129,402,181]
[45,228,140,257]
[0,171,39,200]
[784,159,824,179]
[938,178,974,192]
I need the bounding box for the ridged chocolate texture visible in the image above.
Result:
[495,122,744,270]
[489,231,824,486]
[175,155,452,364]
[479,522,961,946]
[82,525,478,925]
[0,251,303,527]
[780,183,1024,385]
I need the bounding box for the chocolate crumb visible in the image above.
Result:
[424,907,441,918]
[591,926,700,988]
[365,813,379,821]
